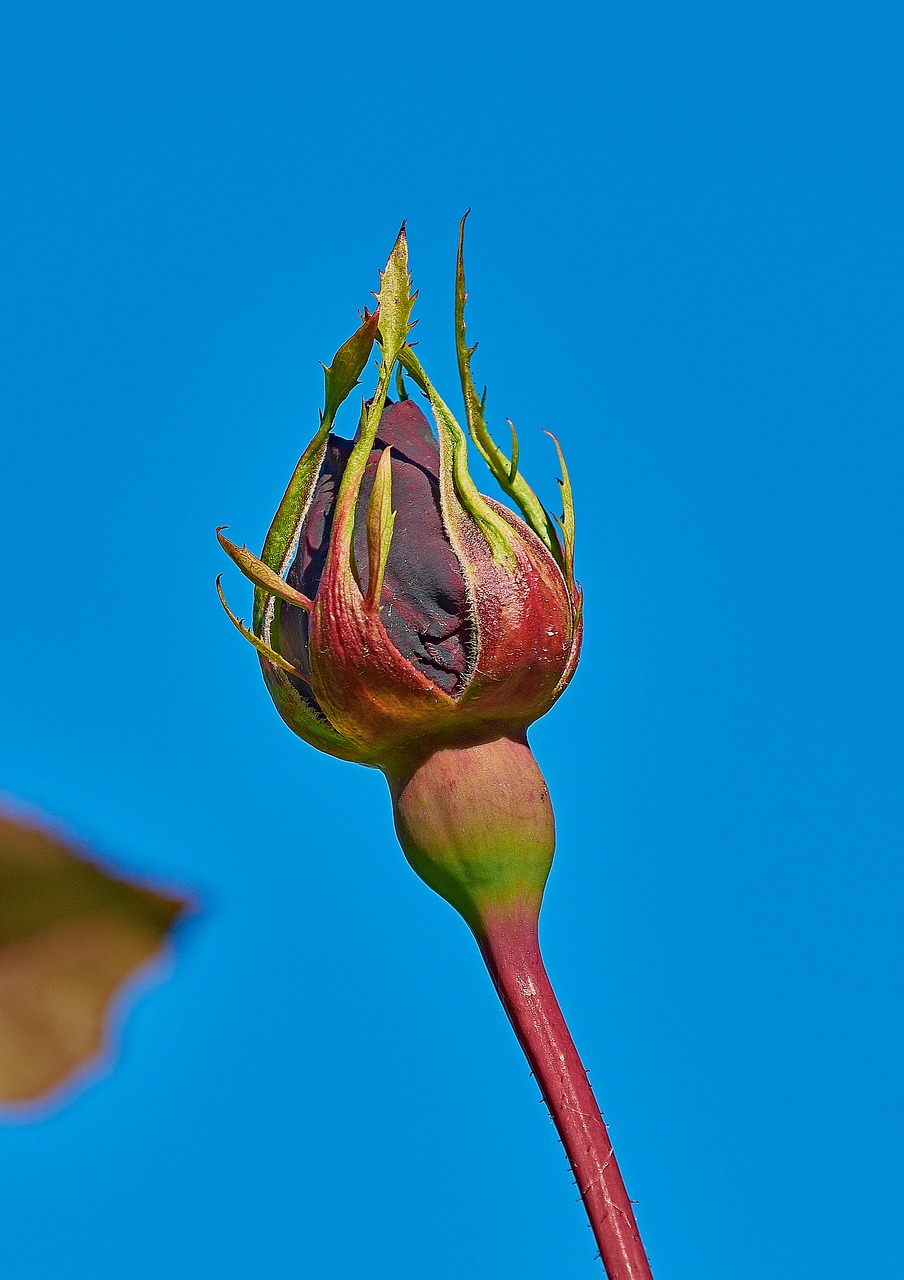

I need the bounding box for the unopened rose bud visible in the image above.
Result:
[218,219,581,921]
[217,222,654,1279]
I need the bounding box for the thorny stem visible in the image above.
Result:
[474,906,654,1279]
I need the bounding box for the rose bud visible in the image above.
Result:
[217,220,581,926]
[218,222,653,1278]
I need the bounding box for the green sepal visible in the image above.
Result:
[454,213,562,565]
[506,418,520,485]
[322,307,382,426]
[330,226,414,569]
[395,364,409,401]
[217,528,312,611]
[218,310,380,766]
[376,223,416,366]
[399,345,517,565]
[217,576,310,683]
[365,446,396,611]
[396,349,429,396]
[253,309,379,633]
[543,430,577,590]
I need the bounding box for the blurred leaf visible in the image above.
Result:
[0,805,191,1110]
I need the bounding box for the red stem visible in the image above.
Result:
[475,906,654,1279]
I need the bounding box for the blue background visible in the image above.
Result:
[1,3,901,1276]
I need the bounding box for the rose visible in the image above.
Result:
[217,222,653,1278]
[217,221,581,925]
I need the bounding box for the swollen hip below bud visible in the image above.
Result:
[384,734,555,932]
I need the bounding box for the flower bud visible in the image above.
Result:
[218,220,581,919]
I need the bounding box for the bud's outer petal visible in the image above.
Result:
[308,553,458,756]
[259,661,376,765]
[456,499,577,727]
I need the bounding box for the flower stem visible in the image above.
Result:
[474,905,654,1279]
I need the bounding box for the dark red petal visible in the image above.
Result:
[284,401,472,697]
[372,399,443,475]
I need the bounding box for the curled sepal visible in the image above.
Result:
[506,419,520,485]
[365,447,395,612]
[543,430,577,592]
[217,576,310,683]
[217,529,312,611]
[455,213,561,564]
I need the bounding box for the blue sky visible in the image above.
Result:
[1,2,902,1276]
